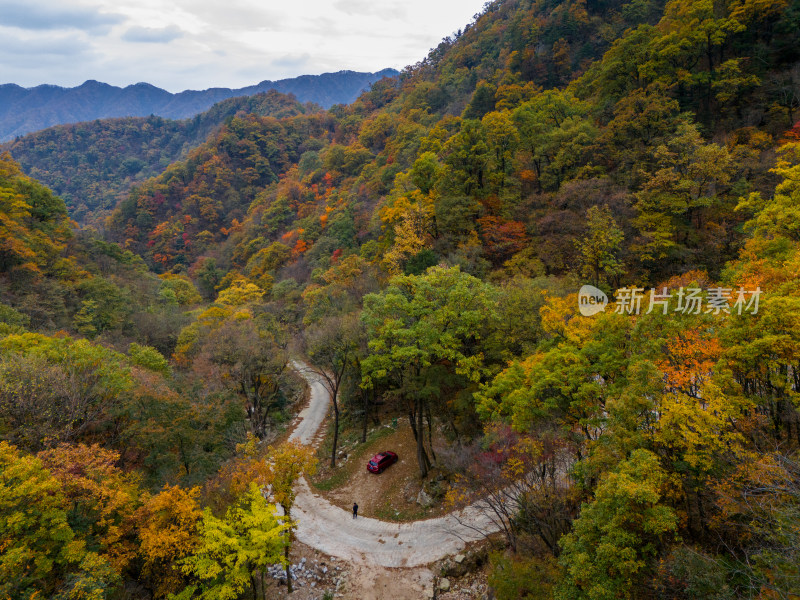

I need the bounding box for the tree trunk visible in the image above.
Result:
[448,415,462,447]
[696,489,707,536]
[361,390,369,443]
[284,508,293,594]
[415,396,430,478]
[177,435,191,476]
[408,405,418,441]
[426,402,436,464]
[330,393,340,469]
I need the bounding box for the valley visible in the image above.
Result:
[1,0,799,598]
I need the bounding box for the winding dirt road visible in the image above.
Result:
[289,362,498,568]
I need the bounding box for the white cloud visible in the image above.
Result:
[0,31,89,56]
[122,25,183,43]
[271,53,312,70]
[0,0,123,32]
[332,0,407,19]
[1,0,489,92]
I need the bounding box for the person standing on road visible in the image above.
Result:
[352,502,358,519]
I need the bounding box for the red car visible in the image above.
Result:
[367,451,398,474]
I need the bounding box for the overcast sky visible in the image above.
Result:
[0,0,489,92]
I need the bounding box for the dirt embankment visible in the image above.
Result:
[315,424,450,521]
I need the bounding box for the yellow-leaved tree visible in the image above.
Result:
[173,483,290,600]
[136,485,203,598]
[266,441,317,594]
[0,442,119,599]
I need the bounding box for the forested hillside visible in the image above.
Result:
[2,0,800,598]
[1,150,308,598]
[109,0,799,283]
[3,91,318,226]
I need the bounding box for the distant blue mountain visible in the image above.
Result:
[0,68,398,141]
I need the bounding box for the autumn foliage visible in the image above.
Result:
[2,0,800,597]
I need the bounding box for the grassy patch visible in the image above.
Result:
[373,504,431,522]
[312,468,351,492]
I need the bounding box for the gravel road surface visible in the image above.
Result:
[289,362,498,567]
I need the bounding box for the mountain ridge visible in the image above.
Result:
[0,68,398,141]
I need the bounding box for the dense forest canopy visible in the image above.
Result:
[2,91,318,227]
[2,0,800,597]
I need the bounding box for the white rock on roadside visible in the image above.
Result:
[416,489,433,507]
